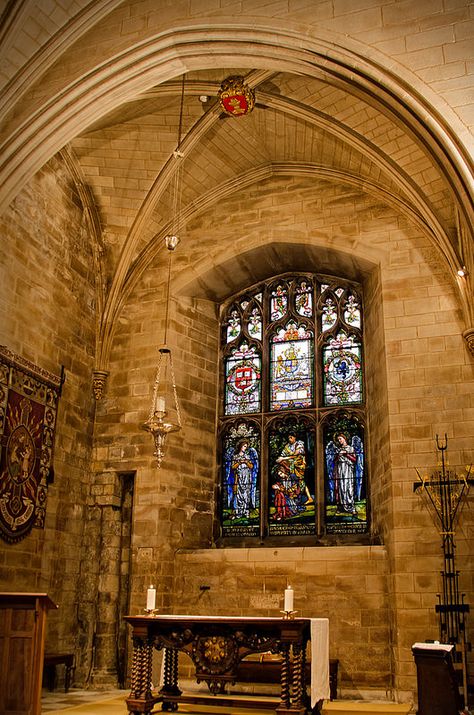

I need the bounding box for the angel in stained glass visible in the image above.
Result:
[225,438,259,521]
[325,432,363,515]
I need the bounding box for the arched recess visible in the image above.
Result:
[96,163,468,373]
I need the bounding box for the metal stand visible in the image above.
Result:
[414,435,473,709]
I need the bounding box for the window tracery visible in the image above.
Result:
[218,273,368,542]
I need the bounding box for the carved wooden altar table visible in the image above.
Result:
[124,614,312,715]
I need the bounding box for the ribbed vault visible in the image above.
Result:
[0,14,472,370]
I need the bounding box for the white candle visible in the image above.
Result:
[284,586,294,612]
[155,397,165,413]
[146,585,156,611]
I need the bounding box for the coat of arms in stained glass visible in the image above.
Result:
[270,323,313,411]
[322,332,362,405]
[268,421,315,536]
[225,343,261,415]
[324,414,367,534]
[221,422,260,537]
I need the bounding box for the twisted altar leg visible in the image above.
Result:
[291,643,303,708]
[160,648,181,711]
[279,643,291,710]
[126,637,154,714]
[130,637,153,699]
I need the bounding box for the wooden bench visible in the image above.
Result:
[43,653,75,693]
[235,656,339,701]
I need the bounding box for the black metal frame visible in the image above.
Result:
[414,435,473,708]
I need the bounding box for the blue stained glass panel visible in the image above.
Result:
[225,343,261,414]
[323,332,362,405]
[222,423,260,537]
[324,415,367,534]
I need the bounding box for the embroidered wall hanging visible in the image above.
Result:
[0,347,64,543]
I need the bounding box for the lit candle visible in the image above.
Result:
[284,585,294,612]
[146,584,156,611]
[155,397,165,413]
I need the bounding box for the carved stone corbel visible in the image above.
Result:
[92,369,109,400]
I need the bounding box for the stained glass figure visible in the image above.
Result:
[343,294,361,328]
[323,332,362,405]
[295,281,313,317]
[270,284,288,321]
[247,307,262,340]
[226,309,241,343]
[270,322,313,410]
[268,422,315,536]
[225,343,261,414]
[222,422,260,537]
[321,296,337,332]
[324,415,366,534]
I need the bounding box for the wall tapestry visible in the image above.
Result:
[0,347,64,543]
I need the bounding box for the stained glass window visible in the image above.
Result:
[343,294,361,328]
[247,308,262,340]
[295,280,313,317]
[221,421,260,537]
[323,414,367,534]
[270,284,288,321]
[225,343,261,414]
[268,419,315,536]
[322,332,362,405]
[219,272,367,542]
[226,308,241,343]
[270,323,313,411]
[321,296,337,332]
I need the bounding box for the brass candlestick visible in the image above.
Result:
[280,610,298,620]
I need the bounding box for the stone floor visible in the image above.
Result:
[41,689,127,713]
[41,688,275,713]
[41,689,415,715]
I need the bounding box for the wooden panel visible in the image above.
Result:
[0,593,57,715]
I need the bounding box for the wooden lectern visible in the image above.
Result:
[412,643,463,715]
[0,592,57,715]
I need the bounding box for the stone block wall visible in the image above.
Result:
[0,155,97,655]
[0,158,472,700]
[97,175,473,700]
[172,546,391,691]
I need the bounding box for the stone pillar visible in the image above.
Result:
[90,471,123,688]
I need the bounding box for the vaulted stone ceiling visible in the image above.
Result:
[65,65,469,314]
[1,4,473,367]
[73,66,458,260]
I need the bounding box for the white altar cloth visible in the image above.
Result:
[311,617,330,707]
